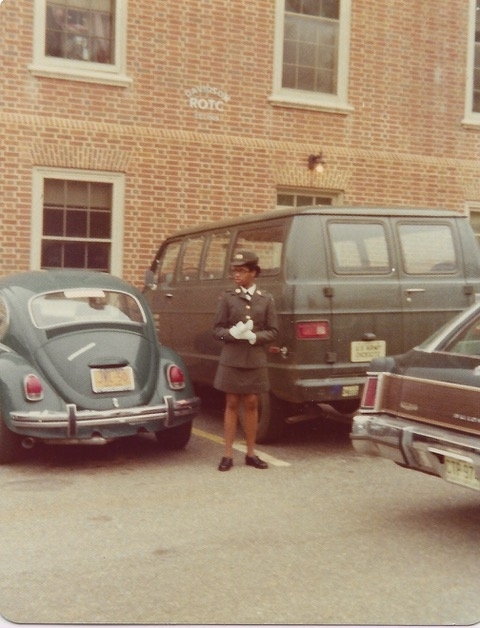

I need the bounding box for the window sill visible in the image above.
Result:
[29,63,132,87]
[268,94,354,115]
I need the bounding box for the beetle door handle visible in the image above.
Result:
[405,288,425,294]
[165,293,173,298]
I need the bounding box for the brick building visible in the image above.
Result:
[1,0,480,285]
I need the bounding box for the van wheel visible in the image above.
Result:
[156,421,192,450]
[256,393,287,444]
[329,399,359,417]
[0,413,22,464]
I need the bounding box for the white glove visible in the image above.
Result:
[229,321,246,339]
[243,330,257,345]
[241,319,255,342]
[243,319,253,332]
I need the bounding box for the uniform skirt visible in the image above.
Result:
[213,364,269,394]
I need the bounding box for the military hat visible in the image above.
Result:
[230,250,259,267]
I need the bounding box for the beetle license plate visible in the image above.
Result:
[91,366,135,393]
[445,456,480,490]
[350,340,386,363]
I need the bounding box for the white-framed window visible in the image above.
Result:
[463,0,480,126]
[466,201,480,246]
[31,168,126,275]
[29,0,131,87]
[277,189,343,207]
[270,0,352,113]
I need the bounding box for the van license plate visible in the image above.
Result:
[350,340,386,363]
[91,366,135,393]
[445,456,480,490]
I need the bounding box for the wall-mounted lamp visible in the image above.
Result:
[308,152,326,173]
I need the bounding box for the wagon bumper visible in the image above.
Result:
[351,412,480,490]
[10,395,200,442]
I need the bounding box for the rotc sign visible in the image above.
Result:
[186,85,230,122]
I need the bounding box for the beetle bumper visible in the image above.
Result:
[10,395,200,442]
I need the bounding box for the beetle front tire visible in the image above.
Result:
[0,413,22,464]
[155,420,192,450]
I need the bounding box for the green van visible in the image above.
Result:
[144,206,480,442]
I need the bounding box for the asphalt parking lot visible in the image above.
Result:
[1,398,479,626]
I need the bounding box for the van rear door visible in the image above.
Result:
[324,217,404,382]
[394,218,476,348]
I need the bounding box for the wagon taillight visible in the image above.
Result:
[167,364,186,390]
[361,374,379,410]
[24,374,44,401]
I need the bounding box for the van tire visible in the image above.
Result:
[256,392,287,444]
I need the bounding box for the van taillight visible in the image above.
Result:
[361,375,379,409]
[296,321,330,340]
[24,374,44,401]
[167,364,186,390]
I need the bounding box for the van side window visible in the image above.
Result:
[234,224,285,275]
[203,232,231,279]
[180,236,205,281]
[157,240,181,285]
[329,222,390,273]
[398,223,457,274]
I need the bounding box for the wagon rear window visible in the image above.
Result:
[31,289,146,329]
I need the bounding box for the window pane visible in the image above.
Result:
[329,223,390,274]
[42,178,112,270]
[45,0,114,64]
[277,192,336,207]
[234,225,285,275]
[41,241,62,268]
[179,237,204,281]
[43,208,64,236]
[66,209,88,237]
[283,0,339,94]
[398,224,457,274]
[87,243,110,271]
[90,210,111,238]
[469,210,480,235]
[64,242,86,268]
[157,241,181,284]
[203,232,231,279]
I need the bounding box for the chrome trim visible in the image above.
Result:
[10,395,200,436]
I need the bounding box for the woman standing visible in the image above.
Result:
[212,250,279,471]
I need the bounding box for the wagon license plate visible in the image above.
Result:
[91,366,135,393]
[350,340,386,363]
[445,456,480,490]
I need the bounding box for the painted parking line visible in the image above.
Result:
[192,427,291,467]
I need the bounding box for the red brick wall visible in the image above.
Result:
[1,1,479,287]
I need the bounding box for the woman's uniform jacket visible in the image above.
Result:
[212,287,278,368]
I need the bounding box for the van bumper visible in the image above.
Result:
[281,376,365,404]
[351,412,480,490]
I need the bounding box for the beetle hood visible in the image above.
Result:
[34,328,158,410]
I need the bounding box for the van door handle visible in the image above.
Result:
[405,288,425,294]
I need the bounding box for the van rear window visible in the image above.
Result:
[328,222,390,274]
[398,223,457,274]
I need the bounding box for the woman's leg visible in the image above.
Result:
[223,393,241,457]
[242,393,259,457]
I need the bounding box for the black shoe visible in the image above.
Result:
[218,457,233,471]
[245,455,268,469]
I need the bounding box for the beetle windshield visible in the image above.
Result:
[30,289,146,329]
